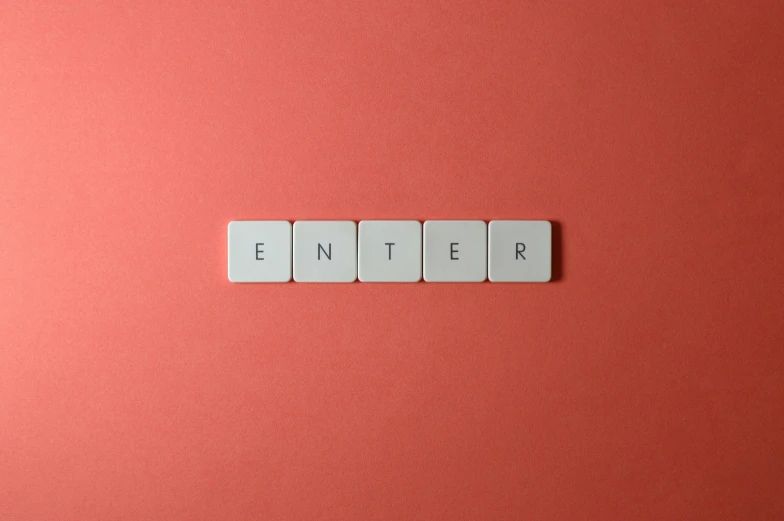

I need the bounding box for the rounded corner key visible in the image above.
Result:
[423,220,487,282]
[293,221,357,283]
[488,220,551,283]
[227,220,292,283]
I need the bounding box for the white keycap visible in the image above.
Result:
[423,220,487,282]
[293,221,357,283]
[227,220,292,282]
[358,220,422,282]
[488,220,551,282]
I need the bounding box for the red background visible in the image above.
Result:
[2,2,783,520]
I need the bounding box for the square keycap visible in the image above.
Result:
[423,220,487,282]
[358,220,422,282]
[293,221,357,282]
[227,220,292,282]
[488,220,551,282]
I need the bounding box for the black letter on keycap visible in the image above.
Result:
[450,243,459,260]
[385,242,395,260]
[318,243,331,260]
[516,243,526,260]
[256,243,264,260]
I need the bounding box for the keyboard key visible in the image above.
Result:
[227,220,292,282]
[423,220,487,282]
[488,220,551,282]
[293,221,357,282]
[358,220,422,282]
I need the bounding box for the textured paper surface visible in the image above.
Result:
[1,2,783,520]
